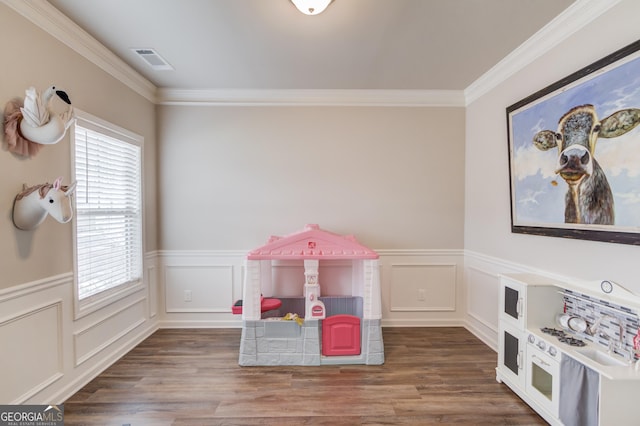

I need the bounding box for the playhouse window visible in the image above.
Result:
[71,111,144,314]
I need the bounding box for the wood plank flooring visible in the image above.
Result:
[63,327,545,425]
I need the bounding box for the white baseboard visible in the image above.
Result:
[464,320,498,351]
[381,319,466,327]
[159,319,242,328]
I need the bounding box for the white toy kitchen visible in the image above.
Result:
[496,273,640,426]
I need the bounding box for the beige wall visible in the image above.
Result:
[157,105,465,251]
[465,0,640,291]
[8,0,637,400]
[0,4,157,289]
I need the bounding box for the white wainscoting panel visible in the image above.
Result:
[466,266,500,332]
[158,249,576,333]
[74,297,147,366]
[158,251,245,327]
[0,300,63,403]
[463,250,547,350]
[0,252,158,405]
[389,263,457,312]
[165,265,234,312]
[158,250,466,327]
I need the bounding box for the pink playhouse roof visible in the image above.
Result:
[247,224,379,260]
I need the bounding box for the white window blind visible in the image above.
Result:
[73,118,142,301]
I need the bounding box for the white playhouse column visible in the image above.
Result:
[239,259,263,365]
[362,258,383,364]
[242,259,262,321]
[304,259,325,319]
[362,259,382,320]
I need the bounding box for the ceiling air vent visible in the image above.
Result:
[131,48,174,71]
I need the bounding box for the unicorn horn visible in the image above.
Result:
[64,181,77,195]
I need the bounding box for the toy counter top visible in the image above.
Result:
[232,297,282,315]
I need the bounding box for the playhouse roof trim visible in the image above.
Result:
[247,224,379,260]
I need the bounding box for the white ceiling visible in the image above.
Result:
[45,0,575,92]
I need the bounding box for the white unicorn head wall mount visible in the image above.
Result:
[12,177,77,231]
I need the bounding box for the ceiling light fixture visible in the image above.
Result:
[290,0,333,16]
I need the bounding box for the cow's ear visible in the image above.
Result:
[599,108,640,138]
[533,130,558,151]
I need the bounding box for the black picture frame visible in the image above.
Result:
[507,39,640,245]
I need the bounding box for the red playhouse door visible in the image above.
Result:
[322,315,361,356]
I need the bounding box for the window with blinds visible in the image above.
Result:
[72,113,143,302]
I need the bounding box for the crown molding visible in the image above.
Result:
[1,0,157,103]
[156,88,465,107]
[155,248,464,258]
[4,0,619,107]
[464,0,623,105]
[1,0,462,108]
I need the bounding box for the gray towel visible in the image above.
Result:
[559,355,599,426]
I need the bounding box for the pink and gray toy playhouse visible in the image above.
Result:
[234,224,384,366]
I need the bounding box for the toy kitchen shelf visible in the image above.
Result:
[496,273,640,426]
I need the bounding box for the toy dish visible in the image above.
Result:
[557,313,571,329]
[568,316,587,333]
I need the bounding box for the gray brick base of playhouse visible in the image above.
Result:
[238,318,384,366]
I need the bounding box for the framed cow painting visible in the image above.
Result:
[507,39,640,245]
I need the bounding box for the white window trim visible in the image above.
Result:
[71,109,146,319]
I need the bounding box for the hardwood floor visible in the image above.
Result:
[64,327,545,425]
